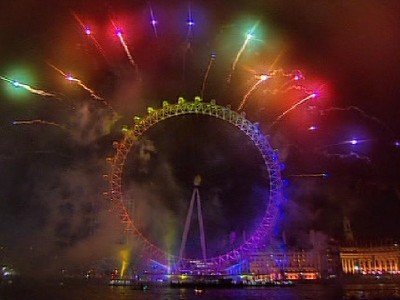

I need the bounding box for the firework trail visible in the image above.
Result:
[116,30,136,68]
[181,6,195,82]
[237,69,306,110]
[12,119,68,131]
[72,11,110,64]
[268,92,317,130]
[112,21,139,74]
[320,106,394,137]
[227,23,258,83]
[288,173,328,178]
[261,84,311,96]
[48,64,115,113]
[200,53,216,99]
[284,84,314,96]
[316,139,374,163]
[257,70,305,95]
[318,139,375,150]
[186,3,195,40]
[148,3,158,38]
[0,75,56,98]
[237,74,269,111]
[320,150,371,163]
[48,63,97,97]
[66,75,103,101]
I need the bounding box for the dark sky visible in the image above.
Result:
[0,0,400,275]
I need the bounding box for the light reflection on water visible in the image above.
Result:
[2,281,400,300]
[343,283,400,299]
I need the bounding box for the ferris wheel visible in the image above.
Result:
[105,97,283,271]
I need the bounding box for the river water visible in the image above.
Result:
[1,280,400,300]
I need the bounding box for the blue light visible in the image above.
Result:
[350,139,358,145]
[246,32,254,40]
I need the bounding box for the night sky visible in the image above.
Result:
[1,0,400,276]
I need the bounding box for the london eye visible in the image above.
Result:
[106,97,283,272]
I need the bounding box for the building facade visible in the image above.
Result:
[249,249,320,280]
[248,244,341,281]
[340,243,400,275]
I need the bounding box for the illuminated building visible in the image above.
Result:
[249,249,320,280]
[248,231,340,281]
[339,217,400,275]
[340,242,400,275]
